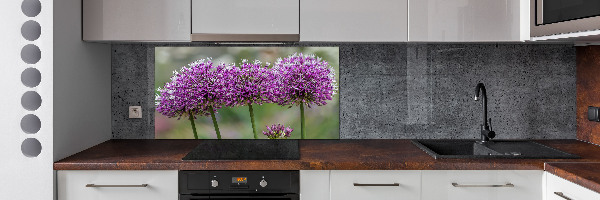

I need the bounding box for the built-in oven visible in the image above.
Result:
[179,171,299,200]
[531,0,600,38]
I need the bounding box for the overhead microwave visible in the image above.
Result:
[531,0,600,39]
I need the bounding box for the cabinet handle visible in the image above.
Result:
[86,184,149,188]
[554,192,573,200]
[451,183,514,188]
[353,183,400,186]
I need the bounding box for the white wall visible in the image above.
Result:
[0,0,111,199]
[53,0,111,162]
[0,0,54,199]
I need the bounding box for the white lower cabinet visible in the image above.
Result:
[545,172,600,200]
[57,169,600,200]
[300,170,330,200]
[57,170,178,200]
[330,170,421,200]
[421,170,543,200]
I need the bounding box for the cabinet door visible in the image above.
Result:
[546,172,600,200]
[300,170,330,200]
[300,0,408,42]
[83,0,191,41]
[330,170,420,200]
[409,0,529,42]
[422,170,542,200]
[57,170,178,200]
[191,0,299,40]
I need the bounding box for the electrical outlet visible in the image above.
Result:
[129,106,142,119]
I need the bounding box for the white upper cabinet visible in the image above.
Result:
[300,0,408,42]
[81,0,531,42]
[83,0,191,41]
[409,0,530,42]
[191,0,300,41]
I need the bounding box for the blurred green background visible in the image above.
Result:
[155,47,340,139]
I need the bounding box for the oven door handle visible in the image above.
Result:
[181,197,210,200]
[180,195,298,200]
[210,196,296,199]
[86,184,148,188]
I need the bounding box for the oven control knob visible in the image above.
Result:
[211,180,219,188]
[259,179,267,187]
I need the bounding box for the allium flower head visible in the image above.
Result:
[262,124,293,139]
[273,53,338,107]
[155,59,239,119]
[230,59,277,106]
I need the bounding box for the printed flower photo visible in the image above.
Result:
[155,47,339,139]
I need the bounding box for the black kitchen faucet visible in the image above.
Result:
[474,83,495,143]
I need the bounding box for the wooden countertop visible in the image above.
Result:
[54,139,600,194]
[54,139,600,171]
[545,162,600,194]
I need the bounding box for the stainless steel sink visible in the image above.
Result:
[412,140,579,159]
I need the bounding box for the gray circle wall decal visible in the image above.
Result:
[21,20,41,41]
[21,114,41,134]
[21,0,41,17]
[21,91,42,111]
[21,68,41,88]
[21,44,41,64]
[21,138,42,157]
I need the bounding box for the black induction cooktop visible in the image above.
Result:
[182,139,300,160]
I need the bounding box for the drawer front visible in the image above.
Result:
[422,170,542,200]
[546,172,600,200]
[330,170,421,200]
[57,170,178,200]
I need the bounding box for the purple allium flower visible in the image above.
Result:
[155,58,239,119]
[262,124,293,139]
[230,59,277,106]
[272,53,338,107]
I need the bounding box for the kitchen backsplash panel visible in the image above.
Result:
[112,43,576,139]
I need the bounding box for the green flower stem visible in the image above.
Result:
[300,103,305,139]
[188,111,199,139]
[209,106,222,139]
[248,103,258,139]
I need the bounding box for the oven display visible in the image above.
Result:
[232,177,247,184]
